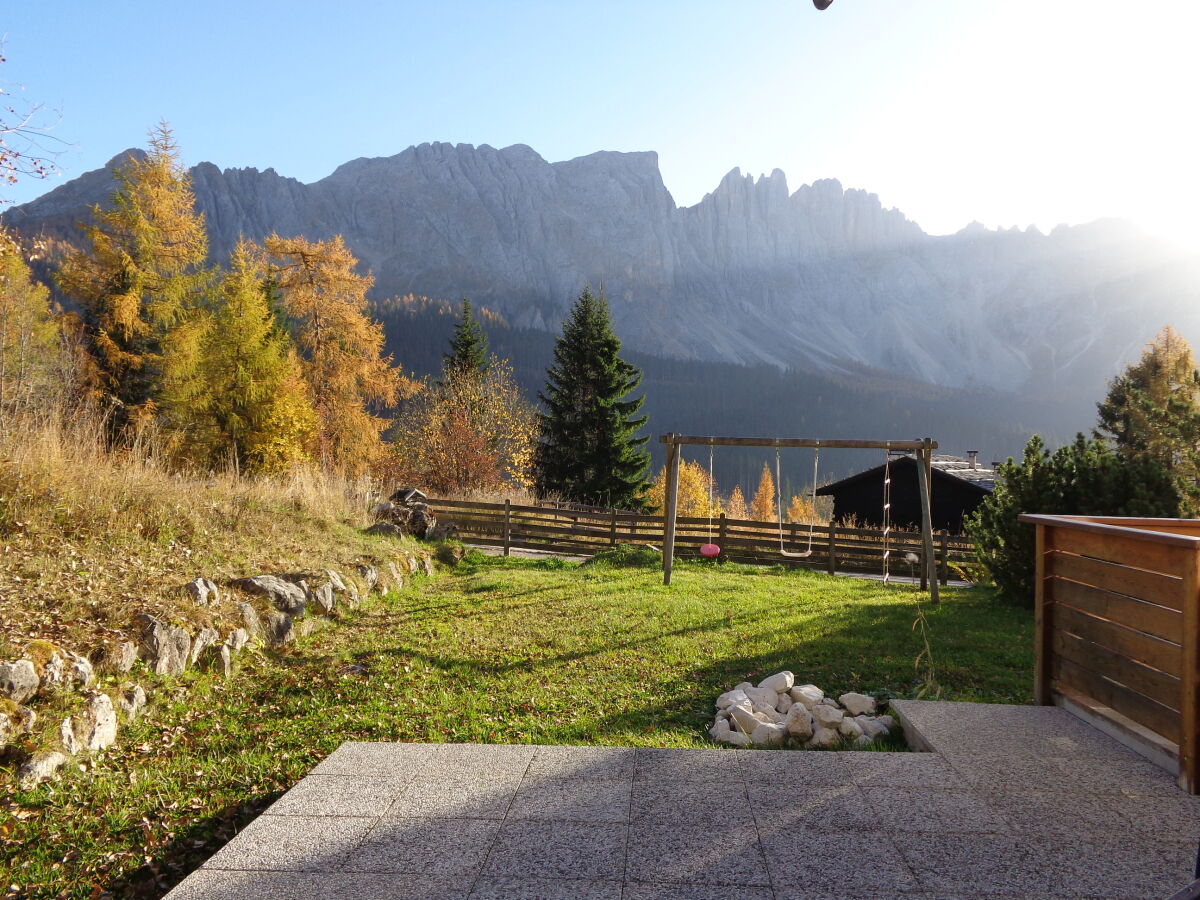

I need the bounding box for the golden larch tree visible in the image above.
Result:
[750,462,776,521]
[57,124,210,434]
[725,484,749,520]
[263,235,415,475]
[0,230,61,411]
[647,459,721,517]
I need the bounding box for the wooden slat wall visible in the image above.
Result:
[1023,513,1200,793]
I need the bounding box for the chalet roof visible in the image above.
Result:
[815,453,996,495]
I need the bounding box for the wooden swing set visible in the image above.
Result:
[659,434,940,603]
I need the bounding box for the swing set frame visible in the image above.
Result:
[658,434,940,603]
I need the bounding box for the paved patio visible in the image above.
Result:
[167,700,1199,899]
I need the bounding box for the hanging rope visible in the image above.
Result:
[707,442,715,541]
[882,444,892,584]
[777,442,820,559]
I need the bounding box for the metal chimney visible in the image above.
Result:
[967,450,979,470]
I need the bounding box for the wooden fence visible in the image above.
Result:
[427,497,976,585]
[1021,513,1200,793]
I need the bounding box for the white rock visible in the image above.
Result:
[750,722,786,748]
[789,684,824,707]
[726,730,751,747]
[74,691,118,751]
[784,704,814,739]
[853,734,875,748]
[716,689,748,710]
[812,705,845,729]
[775,693,793,714]
[838,717,864,739]
[119,684,147,720]
[18,751,68,786]
[751,702,784,723]
[838,692,877,716]
[59,716,79,755]
[816,697,840,708]
[744,686,778,707]
[855,715,888,739]
[877,714,896,730]
[710,719,733,741]
[757,671,795,693]
[729,703,762,735]
[226,628,250,653]
[734,682,753,692]
[806,726,841,749]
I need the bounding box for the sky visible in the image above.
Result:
[3,1,1199,246]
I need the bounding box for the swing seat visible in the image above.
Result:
[779,547,815,559]
[700,543,721,558]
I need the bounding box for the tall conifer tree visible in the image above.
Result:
[57,124,210,434]
[443,298,489,375]
[535,286,650,509]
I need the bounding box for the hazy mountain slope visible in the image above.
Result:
[7,142,1197,394]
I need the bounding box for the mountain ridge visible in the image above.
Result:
[6,141,1198,395]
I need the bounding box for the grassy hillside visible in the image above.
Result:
[2,552,1031,898]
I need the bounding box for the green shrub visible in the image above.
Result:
[967,434,1179,606]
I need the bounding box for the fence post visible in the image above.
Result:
[1182,544,1200,793]
[1034,523,1052,705]
[718,512,727,546]
[663,437,681,585]
[938,532,949,585]
[610,508,618,547]
[502,499,511,557]
[827,523,836,575]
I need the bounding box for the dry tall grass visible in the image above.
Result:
[0,401,399,658]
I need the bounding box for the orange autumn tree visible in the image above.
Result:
[263,235,415,474]
[750,462,776,521]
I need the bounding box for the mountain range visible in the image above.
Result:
[6,141,1199,401]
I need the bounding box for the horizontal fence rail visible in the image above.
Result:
[426,497,976,584]
[1021,513,1200,794]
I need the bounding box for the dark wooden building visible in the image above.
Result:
[815,454,995,533]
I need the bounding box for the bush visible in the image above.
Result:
[967,434,1179,606]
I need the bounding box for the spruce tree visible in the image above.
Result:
[535,286,650,509]
[443,298,489,375]
[57,124,210,434]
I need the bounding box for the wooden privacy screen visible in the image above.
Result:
[1020,514,1200,793]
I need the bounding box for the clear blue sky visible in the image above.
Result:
[4,1,1198,244]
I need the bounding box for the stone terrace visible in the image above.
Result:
[167,700,1200,899]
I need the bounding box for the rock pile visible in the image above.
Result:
[368,487,457,541]
[709,670,897,749]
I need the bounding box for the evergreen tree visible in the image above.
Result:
[750,463,776,521]
[264,234,415,474]
[535,286,650,509]
[968,434,1179,606]
[1096,325,1200,510]
[57,124,210,434]
[194,241,317,473]
[443,298,489,375]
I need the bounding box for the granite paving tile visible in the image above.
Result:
[166,871,472,899]
[1045,835,1199,899]
[386,772,523,819]
[630,778,753,825]
[526,745,636,779]
[410,744,536,779]
[340,816,500,874]
[264,775,409,817]
[482,820,626,880]
[309,741,436,776]
[199,815,376,872]
[1119,793,1200,839]
[863,787,1010,834]
[737,748,848,783]
[983,788,1132,838]
[467,877,623,899]
[747,780,876,831]
[843,751,968,790]
[634,747,743,783]
[625,822,769,886]
[892,831,1084,896]
[622,884,774,900]
[760,827,917,894]
[506,777,631,822]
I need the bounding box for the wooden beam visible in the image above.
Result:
[662,437,681,586]
[659,435,936,451]
[1035,523,1051,705]
[917,441,939,604]
[1182,547,1200,792]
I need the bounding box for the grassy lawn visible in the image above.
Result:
[1,551,1032,898]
